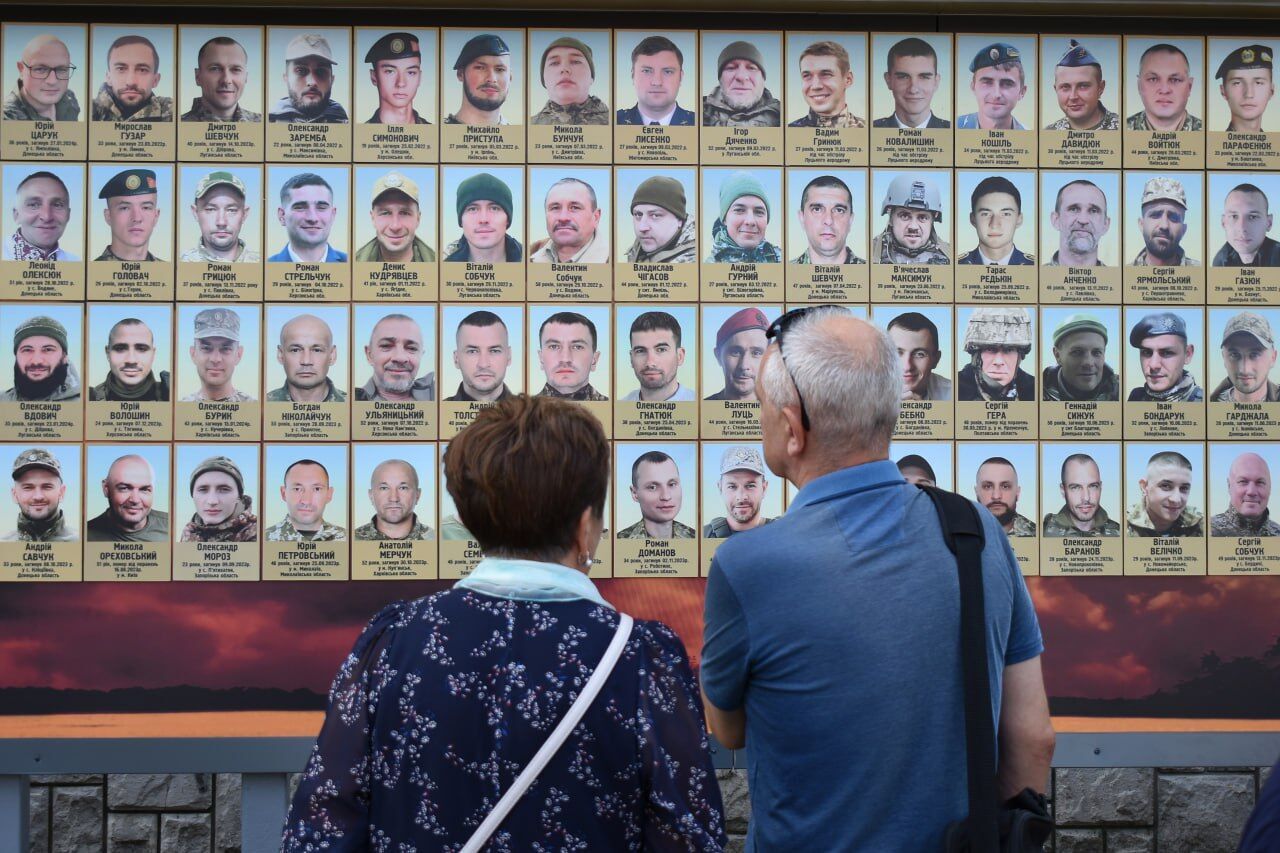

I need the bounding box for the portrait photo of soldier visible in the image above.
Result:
[1043,176,1113,266]
[895,452,938,487]
[179,454,257,543]
[269,32,347,123]
[704,445,773,538]
[1212,181,1280,266]
[529,175,609,264]
[958,175,1033,266]
[1126,41,1202,131]
[974,455,1036,537]
[535,310,607,401]
[617,34,695,126]
[957,307,1035,402]
[355,310,434,402]
[792,174,864,265]
[872,36,949,129]
[702,37,781,128]
[1211,449,1280,536]
[445,309,516,402]
[957,41,1028,130]
[363,32,429,125]
[91,31,172,121]
[355,457,434,541]
[1127,310,1204,402]
[0,447,78,542]
[180,169,259,263]
[1042,451,1122,536]
[354,170,435,263]
[705,306,770,402]
[267,311,346,403]
[3,168,79,261]
[86,450,169,542]
[179,307,256,403]
[621,309,693,402]
[1127,449,1205,537]
[94,167,164,262]
[789,39,865,129]
[443,170,522,262]
[1209,310,1279,402]
[0,313,80,403]
[1129,175,1201,267]
[267,171,346,263]
[623,174,696,263]
[265,456,346,541]
[1042,312,1119,402]
[87,312,170,402]
[871,173,951,265]
[181,35,260,122]
[444,33,513,126]
[1214,43,1273,132]
[618,449,696,539]
[530,35,608,125]
[884,310,951,401]
[4,30,81,121]
[1044,38,1120,131]
[706,170,782,263]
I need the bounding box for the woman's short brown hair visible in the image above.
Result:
[444,395,610,558]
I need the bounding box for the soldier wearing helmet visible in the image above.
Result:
[957,307,1036,401]
[871,174,951,265]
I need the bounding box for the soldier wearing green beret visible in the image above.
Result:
[444,34,512,126]
[531,37,609,125]
[1042,313,1119,402]
[89,317,170,402]
[95,168,162,262]
[181,455,258,542]
[703,40,781,127]
[365,32,429,125]
[181,37,261,123]
[443,172,522,263]
[0,315,80,403]
[1217,44,1274,132]
[1043,453,1122,537]
[0,448,77,542]
[91,34,173,122]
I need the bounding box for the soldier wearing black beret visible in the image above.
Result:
[1217,44,1275,132]
[365,32,429,125]
[445,33,512,126]
[95,168,162,262]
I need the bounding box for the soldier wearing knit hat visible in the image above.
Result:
[1043,312,1119,402]
[181,453,257,543]
[703,38,781,127]
[444,172,522,263]
[707,171,782,263]
[706,306,771,401]
[1,314,80,403]
[626,176,697,264]
[531,36,609,125]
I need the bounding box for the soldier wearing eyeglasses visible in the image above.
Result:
[4,34,79,121]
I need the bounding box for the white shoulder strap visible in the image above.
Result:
[460,613,635,853]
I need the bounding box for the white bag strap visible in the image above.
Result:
[460,613,634,853]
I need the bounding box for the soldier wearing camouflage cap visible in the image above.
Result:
[181,171,259,264]
[354,173,436,264]
[530,37,609,126]
[364,32,429,125]
[1217,44,1274,132]
[444,34,512,126]
[0,314,80,403]
[1211,311,1280,402]
[180,455,258,543]
[1126,43,1203,132]
[1042,313,1119,402]
[0,448,77,542]
[269,33,348,124]
[95,168,162,263]
[956,42,1028,130]
[1045,39,1120,131]
[181,307,254,403]
[1132,176,1200,267]
[957,307,1035,401]
[705,445,774,538]
[871,174,951,265]
[1128,311,1204,403]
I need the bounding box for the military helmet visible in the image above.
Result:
[880,174,943,223]
[963,307,1032,353]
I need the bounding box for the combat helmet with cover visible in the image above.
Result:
[963,307,1032,355]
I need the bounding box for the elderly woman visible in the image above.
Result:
[179,456,256,542]
[283,395,725,851]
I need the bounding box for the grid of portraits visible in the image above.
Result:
[1,25,1279,583]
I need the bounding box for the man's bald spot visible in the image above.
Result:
[106,453,155,486]
[370,314,423,346]
[279,314,333,347]
[371,458,419,490]
[1229,451,1270,482]
[22,35,70,65]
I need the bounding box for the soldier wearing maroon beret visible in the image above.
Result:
[706,306,770,401]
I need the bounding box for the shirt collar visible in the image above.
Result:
[637,104,678,125]
[456,557,613,609]
[789,459,902,512]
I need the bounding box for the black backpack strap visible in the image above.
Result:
[918,484,999,853]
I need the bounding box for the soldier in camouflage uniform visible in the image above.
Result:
[88,318,170,402]
[957,307,1036,402]
[1126,451,1205,537]
[1124,43,1203,131]
[0,448,77,542]
[1044,39,1120,131]
[265,458,346,541]
[354,459,435,541]
[535,311,608,401]
[180,456,258,543]
[94,168,163,263]
[619,450,696,539]
[86,454,170,542]
[180,308,256,403]
[1042,314,1120,402]
[3,34,80,121]
[266,314,347,403]
[870,174,951,265]
[1211,452,1280,537]
[180,37,262,122]
[1209,312,1280,403]
[1126,312,1204,403]
[0,315,81,403]
[975,456,1037,538]
[704,446,775,539]
[1042,453,1122,537]
[530,37,610,125]
[787,41,866,129]
[625,177,697,264]
[1131,177,1200,267]
[90,35,173,121]
[702,41,781,127]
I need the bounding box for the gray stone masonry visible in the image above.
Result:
[1105,827,1154,853]
[1054,828,1103,853]
[1055,768,1154,825]
[51,786,103,853]
[213,774,241,853]
[28,785,49,853]
[108,814,158,853]
[159,814,211,853]
[1158,772,1254,852]
[107,775,212,811]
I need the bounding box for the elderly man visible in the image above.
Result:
[617,450,695,538]
[180,308,254,403]
[1,315,80,402]
[4,34,79,121]
[354,172,435,263]
[1042,314,1119,402]
[896,453,937,487]
[976,456,1037,537]
[181,171,259,263]
[268,173,346,263]
[181,37,260,122]
[707,171,782,263]
[957,42,1028,130]
[1127,311,1203,402]
[705,446,773,538]
[873,37,949,128]
[265,458,346,541]
[957,307,1035,401]
[871,174,950,265]
[91,34,172,121]
[701,306,1051,849]
[354,458,434,540]
[793,175,864,265]
[1127,451,1204,537]
[269,33,347,123]
[1216,44,1274,132]
[89,318,169,402]
[886,311,951,401]
[1045,40,1120,131]
[444,34,512,125]
[1212,452,1280,536]
[1044,179,1111,266]
[446,310,513,402]
[706,307,769,402]
[444,172,522,262]
[5,171,78,261]
[529,178,609,263]
[1213,183,1280,267]
[535,311,607,401]
[789,41,865,128]
[622,310,692,402]
[1043,453,1122,536]
[267,313,346,403]
[959,176,1034,266]
[356,313,434,402]
[86,453,168,541]
[1126,43,1202,131]
[95,168,162,262]
[1132,177,1199,266]
[702,40,781,127]
[0,448,77,542]
[364,32,428,125]
[531,37,608,125]
[1211,311,1279,402]
[625,176,696,263]
[617,36,695,126]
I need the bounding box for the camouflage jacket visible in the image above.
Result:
[264,517,346,542]
[703,516,775,538]
[1125,110,1203,131]
[1211,506,1280,537]
[537,382,607,402]
[95,246,160,262]
[0,361,82,402]
[354,373,435,402]
[353,235,436,263]
[792,246,865,265]
[788,107,866,128]
[625,216,697,264]
[265,378,346,403]
[0,509,78,542]
[530,95,610,125]
[871,227,951,265]
[1044,104,1120,131]
[354,514,435,541]
[1131,246,1200,266]
[1209,377,1280,403]
[702,87,781,127]
[1126,502,1204,537]
[90,84,173,121]
[180,97,262,122]
[180,240,261,263]
[1006,513,1038,537]
[1042,505,1122,537]
[179,387,255,403]
[1041,364,1120,402]
[617,519,696,539]
[179,497,258,543]
[3,87,80,121]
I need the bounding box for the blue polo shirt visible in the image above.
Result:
[701,459,1043,852]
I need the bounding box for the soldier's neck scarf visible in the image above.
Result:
[13,360,69,400]
[9,229,59,261]
[1145,370,1198,402]
[709,218,782,263]
[456,557,613,608]
[17,508,64,539]
[181,495,257,543]
[104,370,160,401]
[875,224,946,262]
[972,357,1022,401]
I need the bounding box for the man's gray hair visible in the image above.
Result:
[760,308,900,449]
[546,177,598,211]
